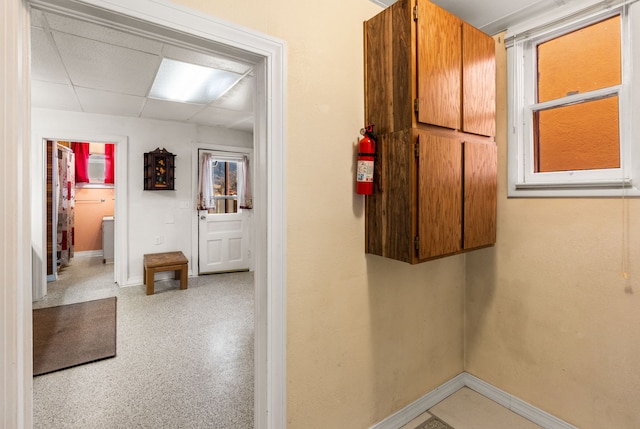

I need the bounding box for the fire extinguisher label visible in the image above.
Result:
[357,160,374,182]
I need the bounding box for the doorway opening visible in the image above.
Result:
[25,1,286,428]
[34,138,118,304]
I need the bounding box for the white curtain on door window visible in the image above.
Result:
[240,155,253,209]
[197,152,215,210]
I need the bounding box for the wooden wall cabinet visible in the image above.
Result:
[364,0,497,263]
[144,148,176,191]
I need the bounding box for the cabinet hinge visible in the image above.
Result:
[414,98,419,114]
[414,140,420,158]
[415,236,420,250]
[413,5,418,21]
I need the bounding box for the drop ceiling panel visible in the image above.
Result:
[141,98,206,122]
[30,27,68,84]
[52,31,160,96]
[31,81,81,111]
[212,77,254,111]
[30,9,47,29]
[44,11,163,54]
[190,106,253,130]
[228,117,254,133]
[75,87,146,117]
[162,44,253,74]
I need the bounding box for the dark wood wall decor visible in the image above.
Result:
[144,148,175,190]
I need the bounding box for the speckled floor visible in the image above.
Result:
[33,256,254,429]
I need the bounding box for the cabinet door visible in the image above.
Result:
[463,141,497,249]
[417,1,461,130]
[417,132,462,259]
[462,23,496,137]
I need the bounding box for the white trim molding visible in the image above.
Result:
[369,372,578,429]
[463,374,579,429]
[368,374,466,429]
[1,0,33,428]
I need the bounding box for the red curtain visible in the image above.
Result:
[105,144,115,184]
[72,142,90,183]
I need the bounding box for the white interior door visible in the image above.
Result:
[198,150,250,274]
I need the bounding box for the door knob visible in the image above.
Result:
[200,215,206,220]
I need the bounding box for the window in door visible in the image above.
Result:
[210,159,238,214]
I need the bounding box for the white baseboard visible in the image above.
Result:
[463,373,578,429]
[369,374,465,429]
[369,372,578,429]
[74,250,103,258]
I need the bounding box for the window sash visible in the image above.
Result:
[523,86,625,185]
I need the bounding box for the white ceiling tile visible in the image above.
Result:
[31,9,47,29]
[30,27,68,84]
[75,87,146,116]
[212,76,254,111]
[228,117,254,133]
[43,11,163,54]
[189,106,253,130]
[31,80,81,111]
[141,98,206,122]
[53,31,160,96]
[162,44,253,74]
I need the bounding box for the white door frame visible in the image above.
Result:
[1,1,32,427]
[5,0,287,428]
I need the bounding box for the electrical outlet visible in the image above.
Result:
[155,236,163,245]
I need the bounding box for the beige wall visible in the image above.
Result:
[74,188,115,252]
[110,1,640,427]
[174,1,466,428]
[465,35,640,428]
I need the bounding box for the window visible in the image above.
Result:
[210,159,239,214]
[73,142,115,188]
[197,151,251,214]
[88,153,107,183]
[507,1,639,197]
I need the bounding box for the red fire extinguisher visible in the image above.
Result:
[356,124,377,195]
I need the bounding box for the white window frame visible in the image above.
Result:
[506,0,640,197]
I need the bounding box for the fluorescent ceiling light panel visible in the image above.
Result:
[149,58,243,104]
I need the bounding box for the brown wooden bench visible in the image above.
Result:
[143,251,188,295]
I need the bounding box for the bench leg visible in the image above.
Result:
[146,266,155,295]
[179,264,188,290]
